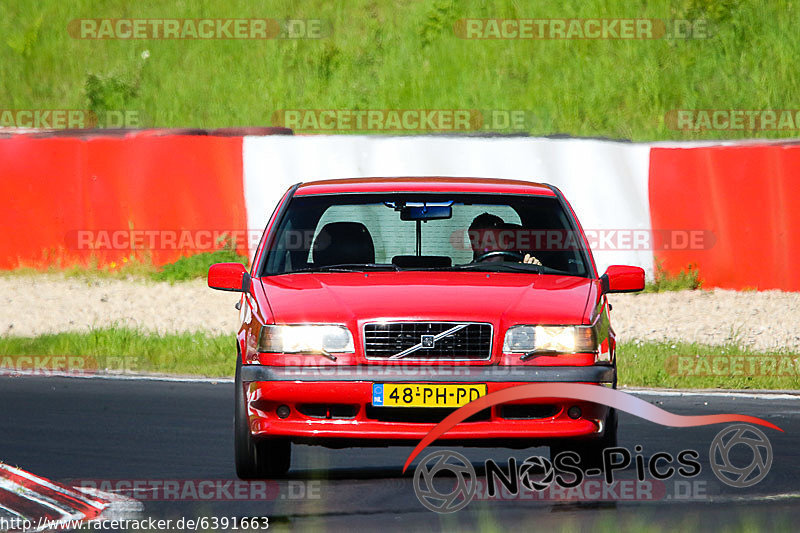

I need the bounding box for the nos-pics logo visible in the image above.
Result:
[413,423,773,513]
[405,384,781,513]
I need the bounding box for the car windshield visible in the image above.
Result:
[260,192,592,277]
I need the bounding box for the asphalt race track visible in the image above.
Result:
[1,375,799,531]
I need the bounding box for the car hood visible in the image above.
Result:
[259,272,594,327]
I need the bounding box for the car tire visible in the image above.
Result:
[549,408,618,472]
[234,357,291,479]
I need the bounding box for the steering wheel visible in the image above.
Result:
[474,250,525,263]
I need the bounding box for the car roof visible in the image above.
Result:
[293,177,556,196]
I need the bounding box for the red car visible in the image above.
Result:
[208,177,644,478]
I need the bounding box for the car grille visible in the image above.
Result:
[363,322,492,360]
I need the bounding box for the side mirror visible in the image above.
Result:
[601,265,645,294]
[208,263,251,292]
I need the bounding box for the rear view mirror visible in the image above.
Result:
[208,262,251,292]
[400,204,452,221]
[601,265,645,294]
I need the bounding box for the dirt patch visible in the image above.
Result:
[609,289,800,351]
[0,275,239,336]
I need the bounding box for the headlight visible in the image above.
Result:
[503,325,597,354]
[258,325,354,354]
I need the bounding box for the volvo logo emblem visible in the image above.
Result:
[389,324,468,359]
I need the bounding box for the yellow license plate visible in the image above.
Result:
[372,383,487,408]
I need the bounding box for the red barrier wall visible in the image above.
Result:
[649,145,800,291]
[0,132,245,269]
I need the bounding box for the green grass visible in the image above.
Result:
[1,328,798,389]
[0,328,233,377]
[2,0,800,141]
[618,340,800,389]
[151,248,247,282]
[643,264,702,293]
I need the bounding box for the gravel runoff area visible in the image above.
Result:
[1,274,799,351]
[0,275,241,337]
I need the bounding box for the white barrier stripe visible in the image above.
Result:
[0,501,28,520]
[0,477,77,520]
[3,466,107,509]
[626,388,800,400]
[0,369,232,383]
[242,136,655,277]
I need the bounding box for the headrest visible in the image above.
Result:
[312,222,375,266]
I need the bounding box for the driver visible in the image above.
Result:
[468,213,541,265]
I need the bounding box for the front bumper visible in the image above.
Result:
[241,364,615,383]
[242,365,616,444]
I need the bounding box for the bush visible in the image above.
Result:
[152,248,248,283]
[644,263,702,292]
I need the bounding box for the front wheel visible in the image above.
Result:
[549,409,618,472]
[234,357,291,479]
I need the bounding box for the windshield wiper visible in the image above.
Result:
[291,263,402,273]
[423,262,543,274]
[481,262,543,273]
